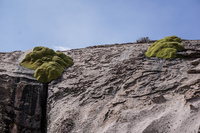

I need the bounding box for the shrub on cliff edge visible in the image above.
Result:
[145,36,184,59]
[136,37,150,43]
[21,46,73,83]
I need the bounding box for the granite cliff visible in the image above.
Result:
[1,40,200,133]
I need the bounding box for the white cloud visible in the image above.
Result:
[52,46,70,51]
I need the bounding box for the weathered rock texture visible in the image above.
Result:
[0,51,45,133]
[1,40,200,133]
[48,40,200,133]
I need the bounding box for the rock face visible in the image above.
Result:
[0,51,45,132]
[47,40,200,133]
[1,40,200,133]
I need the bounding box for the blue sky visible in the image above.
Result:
[0,0,200,52]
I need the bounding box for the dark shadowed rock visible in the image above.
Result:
[0,51,45,133]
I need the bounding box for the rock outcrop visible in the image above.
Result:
[0,51,46,132]
[1,40,200,133]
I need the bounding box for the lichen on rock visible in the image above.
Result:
[21,46,73,83]
[145,35,184,59]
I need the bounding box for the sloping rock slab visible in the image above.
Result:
[47,40,200,133]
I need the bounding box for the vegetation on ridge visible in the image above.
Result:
[21,46,73,83]
[145,35,184,59]
[136,37,150,43]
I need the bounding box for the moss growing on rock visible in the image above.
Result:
[145,36,184,59]
[21,46,73,83]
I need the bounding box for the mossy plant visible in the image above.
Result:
[21,46,73,83]
[145,36,184,59]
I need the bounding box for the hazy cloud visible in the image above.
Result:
[52,46,70,51]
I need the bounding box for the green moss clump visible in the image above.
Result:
[34,62,64,83]
[21,46,73,83]
[145,35,184,59]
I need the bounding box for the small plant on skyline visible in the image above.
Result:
[136,37,150,43]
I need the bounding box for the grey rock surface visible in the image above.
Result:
[47,40,200,133]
